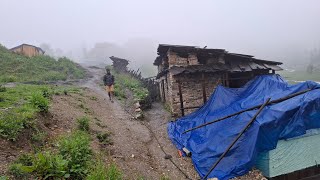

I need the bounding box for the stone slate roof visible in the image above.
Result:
[154,44,283,78]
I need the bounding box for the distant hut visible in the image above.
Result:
[10,44,45,57]
[154,44,283,116]
[109,56,129,73]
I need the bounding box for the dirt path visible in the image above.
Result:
[79,66,199,180]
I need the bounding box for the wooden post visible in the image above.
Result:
[226,72,230,87]
[178,80,184,116]
[202,73,207,104]
[161,80,166,102]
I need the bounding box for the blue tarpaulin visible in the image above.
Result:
[168,75,320,180]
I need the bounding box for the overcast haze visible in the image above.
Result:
[1,0,320,74]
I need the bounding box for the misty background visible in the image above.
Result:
[1,0,320,76]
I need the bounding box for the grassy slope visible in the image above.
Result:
[0,84,81,141]
[0,44,85,83]
[279,70,320,84]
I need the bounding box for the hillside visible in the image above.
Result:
[0,44,85,83]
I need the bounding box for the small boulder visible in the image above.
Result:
[135,113,144,120]
[134,102,141,109]
[135,108,142,112]
[164,154,172,159]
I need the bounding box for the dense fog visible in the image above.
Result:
[1,0,320,76]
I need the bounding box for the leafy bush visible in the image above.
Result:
[0,75,17,83]
[0,112,25,141]
[12,152,69,179]
[30,93,49,113]
[9,131,93,179]
[96,132,112,145]
[77,116,90,131]
[113,72,148,101]
[15,153,34,166]
[8,163,27,178]
[0,176,8,180]
[0,85,6,92]
[58,131,92,178]
[31,130,47,144]
[114,83,126,100]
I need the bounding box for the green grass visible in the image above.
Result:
[0,44,85,83]
[77,116,90,131]
[0,84,82,141]
[0,85,50,140]
[9,129,123,180]
[109,67,148,101]
[58,130,92,178]
[96,132,112,145]
[279,70,320,84]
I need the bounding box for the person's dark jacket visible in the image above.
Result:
[103,74,115,86]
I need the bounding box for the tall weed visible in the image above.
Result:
[58,131,92,178]
[30,93,49,113]
[77,116,90,131]
[0,112,25,141]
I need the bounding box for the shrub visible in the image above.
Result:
[0,75,17,83]
[86,160,108,180]
[106,163,122,180]
[16,152,69,179]
[0,176,8,180]
[77,116,90,131]
[31,130,47,144]
[16,153,34,166]
[96,132,112,145]
[0,85,6,92]
[8,163,27,178]
[30,93,49,113]
[58,131,92,178]
[0,112,25,141]
[114,83,126,100]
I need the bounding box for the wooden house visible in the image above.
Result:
[109,56,129,73]
[154,44,283,116]
[10,44,45,57]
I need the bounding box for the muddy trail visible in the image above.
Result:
[79,65,198,180]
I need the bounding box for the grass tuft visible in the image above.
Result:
[77,116,90,131]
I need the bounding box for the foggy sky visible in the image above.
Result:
[1,0,320,66]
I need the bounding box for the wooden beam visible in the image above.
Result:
[202,73,207,103]
[178,80,184,116]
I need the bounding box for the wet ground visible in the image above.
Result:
[79,66,199,179]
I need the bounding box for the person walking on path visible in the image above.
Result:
[103,68,115,102]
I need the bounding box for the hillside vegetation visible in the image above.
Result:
[0,44,85,83]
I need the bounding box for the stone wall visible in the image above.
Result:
[158,51,222,117]
[167,51,199,68]
[169,72,221,116]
